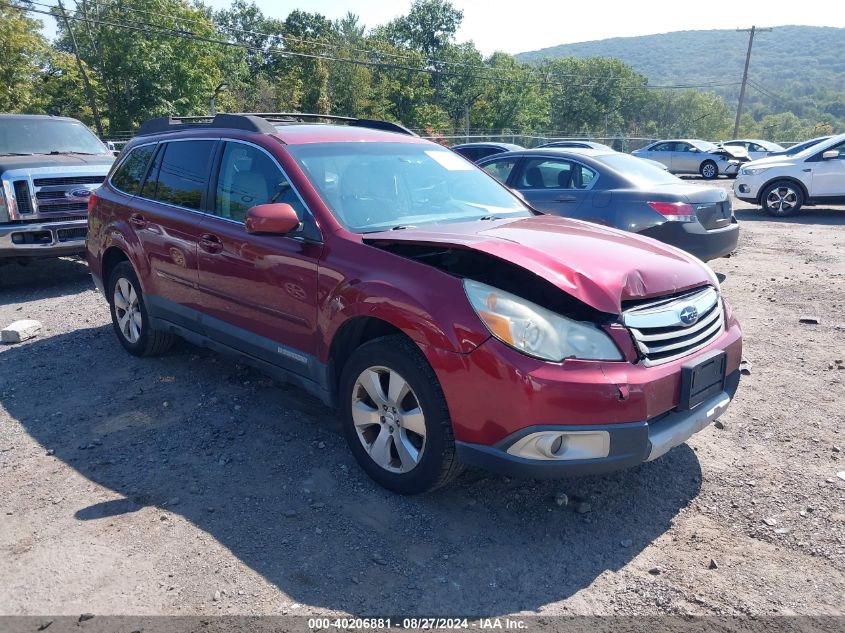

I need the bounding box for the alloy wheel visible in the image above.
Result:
[350,366,426,473]
[702,163,717,178]
[113,277,142,343]
[766,186,799,213]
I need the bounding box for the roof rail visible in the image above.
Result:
[137,114,277,136]
[136,112,417,138]
[243,113,418,137]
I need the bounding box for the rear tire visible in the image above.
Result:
[700,160,718,180]
[761,181,803,217]
[108,261,174,357]
[338,335,462,494]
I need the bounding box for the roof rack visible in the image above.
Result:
[136,113,417,137]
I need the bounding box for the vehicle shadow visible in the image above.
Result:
[0,327,703,616]
[0,257,93,305]
[734,208,845,226]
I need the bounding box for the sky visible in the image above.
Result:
[204,0,845,56]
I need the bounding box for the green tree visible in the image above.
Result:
[58,0,243,134]
[379,0,463,59]
[0,2,49,112]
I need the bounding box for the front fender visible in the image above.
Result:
[316,238,491,363]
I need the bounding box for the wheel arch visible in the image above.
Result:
[101,246,130,289]
[757,176,809,205]
[327,316,408,402]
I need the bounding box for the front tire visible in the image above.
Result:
[108,261,174,357]
[339,335,462,494]
[700,160,718,180]
[761,181,804,217]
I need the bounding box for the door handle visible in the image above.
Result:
[554,195,578,202]
[200,233,223,253]
[129,213,146,228]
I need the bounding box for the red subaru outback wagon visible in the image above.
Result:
[87,113,743,494]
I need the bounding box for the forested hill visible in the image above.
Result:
[517,26,845,120]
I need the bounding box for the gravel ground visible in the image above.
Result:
[1,180,844,618]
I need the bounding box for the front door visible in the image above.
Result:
[808,140,845,198]
[196,140,323,377]
[513,156,593,218]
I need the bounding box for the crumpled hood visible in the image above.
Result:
[714,145,749,161]
[363,215,715,315]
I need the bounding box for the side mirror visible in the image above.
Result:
[106,141,116,151]
[245,203,301,235]
[822,149,840,160]
[689,147,700,153]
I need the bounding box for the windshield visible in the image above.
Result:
[0,119,109,156]
[601,153,682,187]
[287,142,531,233]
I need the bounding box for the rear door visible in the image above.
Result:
[195,140,323,376]
[670,142,698,173]
[129,139,216,321]
[511,156,595,217]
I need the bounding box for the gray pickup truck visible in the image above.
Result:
[0,114,114,262]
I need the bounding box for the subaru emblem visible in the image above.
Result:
[679,306,699,326]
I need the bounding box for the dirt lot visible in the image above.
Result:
[1,180,844,618]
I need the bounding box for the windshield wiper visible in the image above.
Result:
[47,151,100,155]
[0,152,35,156]
[477,215,501,221]
[390,225,416,231]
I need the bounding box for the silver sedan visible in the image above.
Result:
[633,139,743,179]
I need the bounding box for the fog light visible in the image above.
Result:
[11,233,23,244]
[738,184,750,193]
[507,430,610,461]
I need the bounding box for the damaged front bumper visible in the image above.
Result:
[455,369,740,478]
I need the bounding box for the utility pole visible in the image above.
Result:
[57,0,105,138]
[734,26,772,137]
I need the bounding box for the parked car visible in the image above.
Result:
[538,140,614,151]
[451,141,524,162]
[719,139,785,161]
[0,114,114,263]
[733,132,845,216]
[477,147,738,261]
[539,140,669,171]
[633,139,745,179]
[767,136,832,157]
[87,113,743,494]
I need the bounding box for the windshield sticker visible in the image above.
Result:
[425,150,474,171]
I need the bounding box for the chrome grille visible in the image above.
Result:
[31,176,103,214]
[13,180,33,214]
[622,286,724,365]
[33,175,104,187]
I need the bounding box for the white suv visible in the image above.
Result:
[733,133,845,217]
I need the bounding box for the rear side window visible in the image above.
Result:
[111,144,155,195]
[142,140,215,210]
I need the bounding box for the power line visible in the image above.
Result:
[14,0,741,93]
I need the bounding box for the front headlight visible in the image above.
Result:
[740,166,769,176]
[463,279,623,362]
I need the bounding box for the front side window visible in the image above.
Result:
[111,144,155,195]
[287,142,529,233]
[482,158,518,183]
[650,142,672,152]
[517,158,595,190]
[143,140,215,210]
[818,140,845,160]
